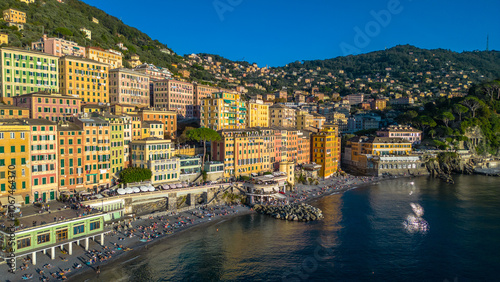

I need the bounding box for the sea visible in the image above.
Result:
[88,175,500,282]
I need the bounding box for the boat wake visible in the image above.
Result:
[403,203,429,233]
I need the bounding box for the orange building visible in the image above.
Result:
[297,130,311,165]
[136,108,177,139]
[85,47,123,69]
[311,124,341,179]
[0,105,29,119]
[57,121,85,192]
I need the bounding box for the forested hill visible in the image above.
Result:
[0,0,214,81]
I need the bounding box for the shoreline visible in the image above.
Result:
[1,174,422,281]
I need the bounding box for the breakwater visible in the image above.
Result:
[253,203,323,221]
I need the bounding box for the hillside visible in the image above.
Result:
[0,0,214,82]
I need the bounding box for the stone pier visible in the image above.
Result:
[167,193,177,211]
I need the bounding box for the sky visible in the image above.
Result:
[81,0,500,67]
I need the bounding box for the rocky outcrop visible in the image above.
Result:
[253,203,323,221]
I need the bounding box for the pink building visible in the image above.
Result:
[153,79,194,119]
[31,34,85,57]
[13,92,82,121]
[377,125,422,144]
[109,68,150,107]
[27,119,58,202]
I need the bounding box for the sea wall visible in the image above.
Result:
[253,203,323,221]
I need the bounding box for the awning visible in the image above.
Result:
[223,99,232,104]
[0,195,24,205]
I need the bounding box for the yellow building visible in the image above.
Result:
[85,47,123,69]
[0,119,31,205]
[19,0,35,3]
[3,8,26,24]
[200,92,247,130]
[296,110,313,130]
[59,56,109,104]
[246,99,269,127]
[311,124,341,179]
[129,137,179,184]
[0,33,8,45]
[142,121,164,139]
[211,128,273,179]
[269,104,296,128]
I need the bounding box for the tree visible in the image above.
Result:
[461,97,483,118]
[187,128,221,167]
[439,111,455,127]
[453,104,468,121]
[119,167,152,184]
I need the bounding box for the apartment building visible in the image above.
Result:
[28,119,58,202]
[311,125,341,179]
[59,56,109,104]
[85,47,122,69]
[246,99,269,128]
[57,121,85,192]
[136,108,177,139]
[109,68,149,107]
[102,114,124,181]
[0,47,59,100]
[376,125,422,144]
[0,33,8,45]
[13,92,81,121]
[153,79,194,118]
[296,110,313,130]
[0,104,29,119]
[200,92,247,130]
[269,104,296,128]
[3,9,26,29]
[193,84,219,118]
[0,119,31,204]
[31,35,86,57]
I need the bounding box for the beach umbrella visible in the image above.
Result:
[117,188,126,195]
[148,186,155,192]
[140,186,149,192]
[124,187,133,194]
[133,187,140,193]
[176,184,182,188]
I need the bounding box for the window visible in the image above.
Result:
[17,237,31,249]
[21,145,25,152]
[73,224,84,235]
[89,221,100,231]
[11,146,15,153]
[37,233,50,244]
[55,229,68,242]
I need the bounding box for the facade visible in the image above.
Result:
[3,8,26,26]
[311,125,341,179]
[376,125,422,144]
[246,99,269,128]
[211,128,274,179]
[296,110,313,130]
[31,35,86,57]
[311,113,327,129]
[136,108,177,139]
[109,68,149,107]
[193,84,219,118]
[269,104,296,128]
[74,114,111,191]
[0,47,59,99]
[59,56,109,104]
[0,104,29,119]
[133,63,172,81]
[297,130,311,165]
[80,28,91,40]
[142,120,164,139]
[153,79,194,118]
[345,93,364,105]
[126,54,141,68]
[370,99,387,110]
[200,92,247,130]
[28,119,58,202]
[85,47,122,69]
[103,114,125,181]
[129,138,179,184]
[13,92,81,121]
[0,33,8,45]
[57,122,85,192]
[0,119,31,204]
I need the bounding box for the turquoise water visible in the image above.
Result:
[94,175,500,281]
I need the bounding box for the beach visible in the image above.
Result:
[0,174,406,282]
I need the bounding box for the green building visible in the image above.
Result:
[103,113,125,183]
[0,47,59,100]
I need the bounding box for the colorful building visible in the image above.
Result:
[136,108,177,139]
[133,63,172,81]
[0,104,29,119]
[193,84,219,118]
[296,110,313,130]
[57,121,85,192]
[80,28,91,40]
[0,33,8,45]
[142,120,164,139]
[3,8,26,29]
[311,125,341,179]
[152,79,194,118]
[297,130,311,165]
[102,114,124,181]
[129,137,179,184]
[31,35,86,57]
[0,119,31,205]
[28,119,58,202]
[13,92,81,121]
[85,47,122,69]
[0,47,59,99]
[74,114,111,191]
[200,92,247,130]
[59,56,109,104]
[109,68,149,107]
[269,104,296,128]
[246,99,269,127]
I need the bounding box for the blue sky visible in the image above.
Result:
[81,0,499,67]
